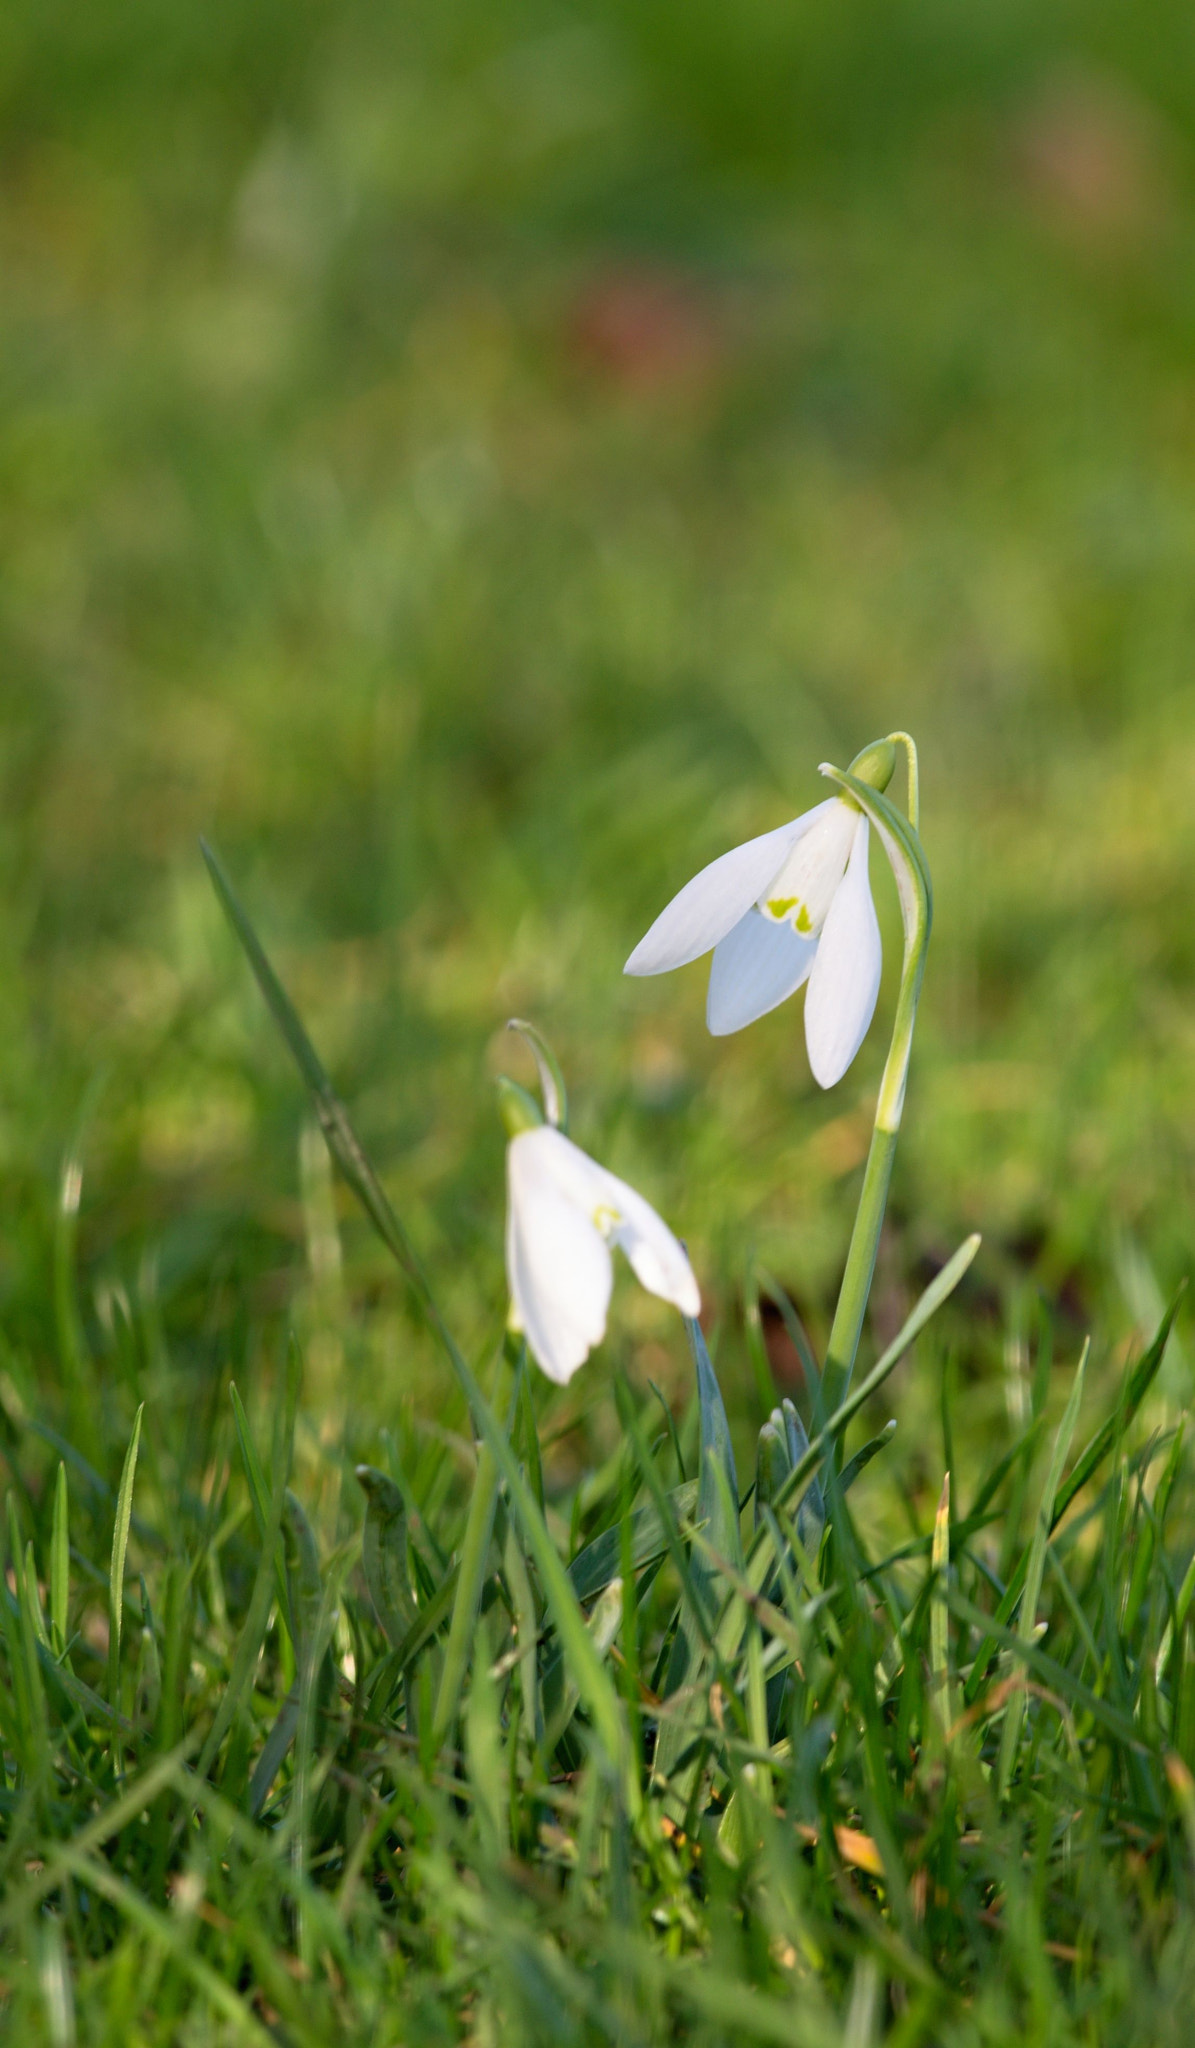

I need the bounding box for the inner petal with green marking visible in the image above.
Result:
[757,798,858,934]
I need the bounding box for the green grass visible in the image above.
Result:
[4,0,1195,2037]
[0,884,1191,2044]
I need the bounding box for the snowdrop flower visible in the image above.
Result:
[625,743,896,1089]
[505,1121,700,1385]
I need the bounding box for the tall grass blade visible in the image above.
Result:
[965,1298,1178,1704]
[356,1465,417,1647]
[195,1357,297,1782]
[997,1344,1088,1795]
[203,846,634,1806]
[231,1377,292,1639]
[718,1235,981,1665]
[50,1463,69,1661]
[930,1472,957,1732]
[107,1402,144,1710]
[434,1439,499,1746]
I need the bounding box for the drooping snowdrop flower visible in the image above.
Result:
[624,743,896,1089]
[505,1122,700,1385]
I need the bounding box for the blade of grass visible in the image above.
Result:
[49,1463,69,1662]
[107,1403,144,1714]
[999,1347,1087,1795]
[965,1297,1179,1707]
[718,1235,981,1666]
[434,1438,500,1747]
[205,845,635,1811]
[195,1356,297,1783]
[231,1380,291,1638]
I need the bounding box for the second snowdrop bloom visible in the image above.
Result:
[625,745,894,1088]
[506,1123,700,1385]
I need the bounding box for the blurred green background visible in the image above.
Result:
[3,0,1195,1491]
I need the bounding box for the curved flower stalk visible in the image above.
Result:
[500,1053,699,1386]
[816,745,932,1413]
[624,741,897,1088]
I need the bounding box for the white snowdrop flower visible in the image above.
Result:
[625,747,895,1089]
[505,1124,700,1385]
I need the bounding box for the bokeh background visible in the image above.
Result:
[4,0,1195,1498]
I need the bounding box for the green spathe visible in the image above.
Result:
[845,737,897,794]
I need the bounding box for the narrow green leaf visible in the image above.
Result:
[247,1684,300,1818]
[195,1359,297,1783]
[230,1382,271,1533]
[204,845,633,1805]
[434,1439,500,1746]
[203,839,436,1318]
[568,1483,700,1604]
[689,1313,742,1595]
[23,1545,49,1650]
[283,1490,323,1665]
[930,1472,958,1733]
[717,1235,981,1667]
[544,1578,623,1752]
[465,1610,507,1858]
[356,1465,417,1648]
[231,1379,292,1640]
[108,1402,144,1708]
[997,1344,1087,1796]
[965,1295,1180,1706]
[753,1267,822,1390]
[50,1463,69,1661]
[841,1420,897,1494]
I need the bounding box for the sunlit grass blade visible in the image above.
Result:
[107,1402,144,1712]
[965,1298,1179,1706]
[930,1472,957,1733]
[204,843,635,1814]
[842,1421,897,1495]
[195,1357,297,1783]
[49,1463,69,1662]
[202,839,438,1322]
[718,1235,981,1665]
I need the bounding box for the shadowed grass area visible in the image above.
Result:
[3,0,1195,2037]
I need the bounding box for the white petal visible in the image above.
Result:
[506,1131,613,1383]
[706,909,817,1035]
[595,1169,701,1317]
[757,797,858,934]
[624,802,837,977]
[804,816,882,1088]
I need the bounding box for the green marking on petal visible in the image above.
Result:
[794,905,813,934]
[765,896,797,920]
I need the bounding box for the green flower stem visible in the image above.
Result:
[818,750,932,1420]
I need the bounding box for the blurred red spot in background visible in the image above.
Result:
[569,265,724,393]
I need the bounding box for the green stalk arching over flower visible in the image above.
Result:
[816,748,932,1415]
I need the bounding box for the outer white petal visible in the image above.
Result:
[624,801,837,976]
[706,909,817,1035]
[506,1131,613,1383]
[592,1168,701,1317]
[803,816,882,1089]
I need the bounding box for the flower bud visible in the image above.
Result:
[496,1076,544,1137]
[846,738,897,793]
